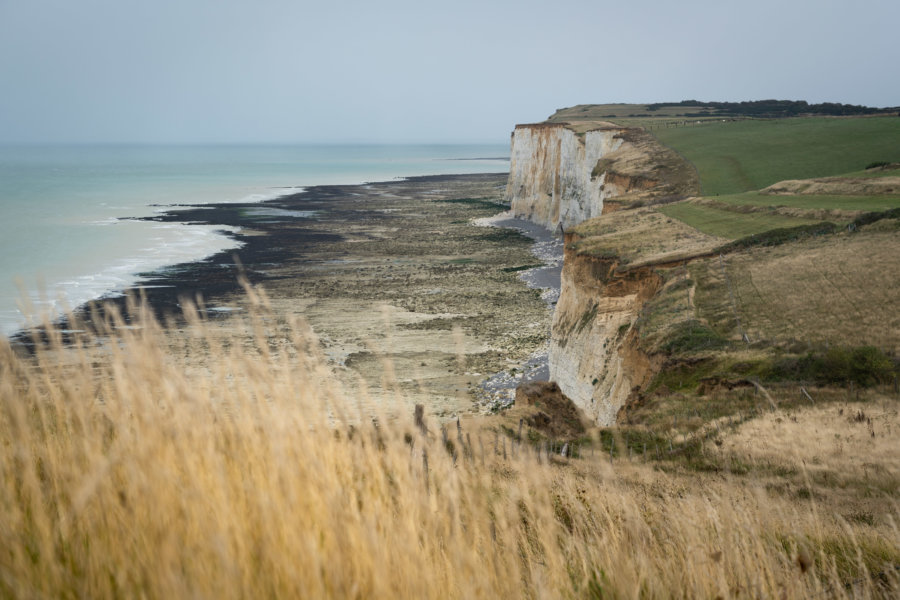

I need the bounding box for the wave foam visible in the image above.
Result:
[4,222,243,338]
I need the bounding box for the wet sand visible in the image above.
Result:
[26,173,558,419]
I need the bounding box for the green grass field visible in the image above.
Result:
[652,117,900,195]
[715,191,900,212]
[656,202,823,239]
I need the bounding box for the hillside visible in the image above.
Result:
[507,101,900,434]
[491,108,900,595]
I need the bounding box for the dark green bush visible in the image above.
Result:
[824,346,895,386]
[851,207,900,229]
[770,345,896,387]
[718,223,838,253]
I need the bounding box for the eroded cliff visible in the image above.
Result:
[505,118,702,425]
[505,122,696,230]
[548,239,662,424]
[505,124,623,229]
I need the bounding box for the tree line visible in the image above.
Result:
[646,99,899,118]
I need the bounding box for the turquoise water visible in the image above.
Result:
[0,144,509,336]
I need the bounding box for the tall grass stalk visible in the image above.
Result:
[1,288,897,598]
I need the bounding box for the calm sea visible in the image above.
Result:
[0,144,510,336]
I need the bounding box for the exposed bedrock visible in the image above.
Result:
[505,124,623,229]
[548,237,660,425]
[505,122,694,231]
[505,119,698,425]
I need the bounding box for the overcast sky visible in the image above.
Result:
[1,0,897,144]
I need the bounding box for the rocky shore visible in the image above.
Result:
[21,173,558,419]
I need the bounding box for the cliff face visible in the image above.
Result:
[549,239,660,425]
[506,123,695,230]
[505,124,624,229]
[505,119,699,425]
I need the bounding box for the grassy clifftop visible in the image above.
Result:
[556,102,899,462]
[652,116,900,195]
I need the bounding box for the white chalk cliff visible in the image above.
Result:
[505,124,624,230]
[548,246,659,425]
[505,120,696,425]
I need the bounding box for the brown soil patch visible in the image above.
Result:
[512,380,589,439]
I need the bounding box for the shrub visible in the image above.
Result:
[851,207,900,229]
[770,345,896,387]
[717,223,838,253]
[825,345,896,387]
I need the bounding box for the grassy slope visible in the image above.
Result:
[656,201,823,239]
[638,114,900,350]
[714,191,900,212]
[652,117,900,195]
[557,109,900,454]
[692,230,900,351]
[645,117,900,237]
[544,108,900,570]
[623,115,900,445]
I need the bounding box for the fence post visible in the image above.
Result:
[414,404,427,435]
[422,449,429,494]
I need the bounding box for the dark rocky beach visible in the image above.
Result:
[18,173,560,418]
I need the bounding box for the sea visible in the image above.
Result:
[0,144,510,337]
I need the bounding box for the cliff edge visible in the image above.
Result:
[505,116,701,425]
[505,121,696,230]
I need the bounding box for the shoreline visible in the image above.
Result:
[0,144,511,338]
[472,212,563,409]
[12,172,558,418]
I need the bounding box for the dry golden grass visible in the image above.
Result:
[717,397,900,514]
[693,231,900,352]
[571,207,724,267]
[2,287,899,598]
[761,176,900,197]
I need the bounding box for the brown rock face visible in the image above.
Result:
[515,381,587,438]
[549,239,662,425]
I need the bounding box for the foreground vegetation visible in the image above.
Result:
[2,290,899,598]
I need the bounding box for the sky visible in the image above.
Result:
[1,0,897,144]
